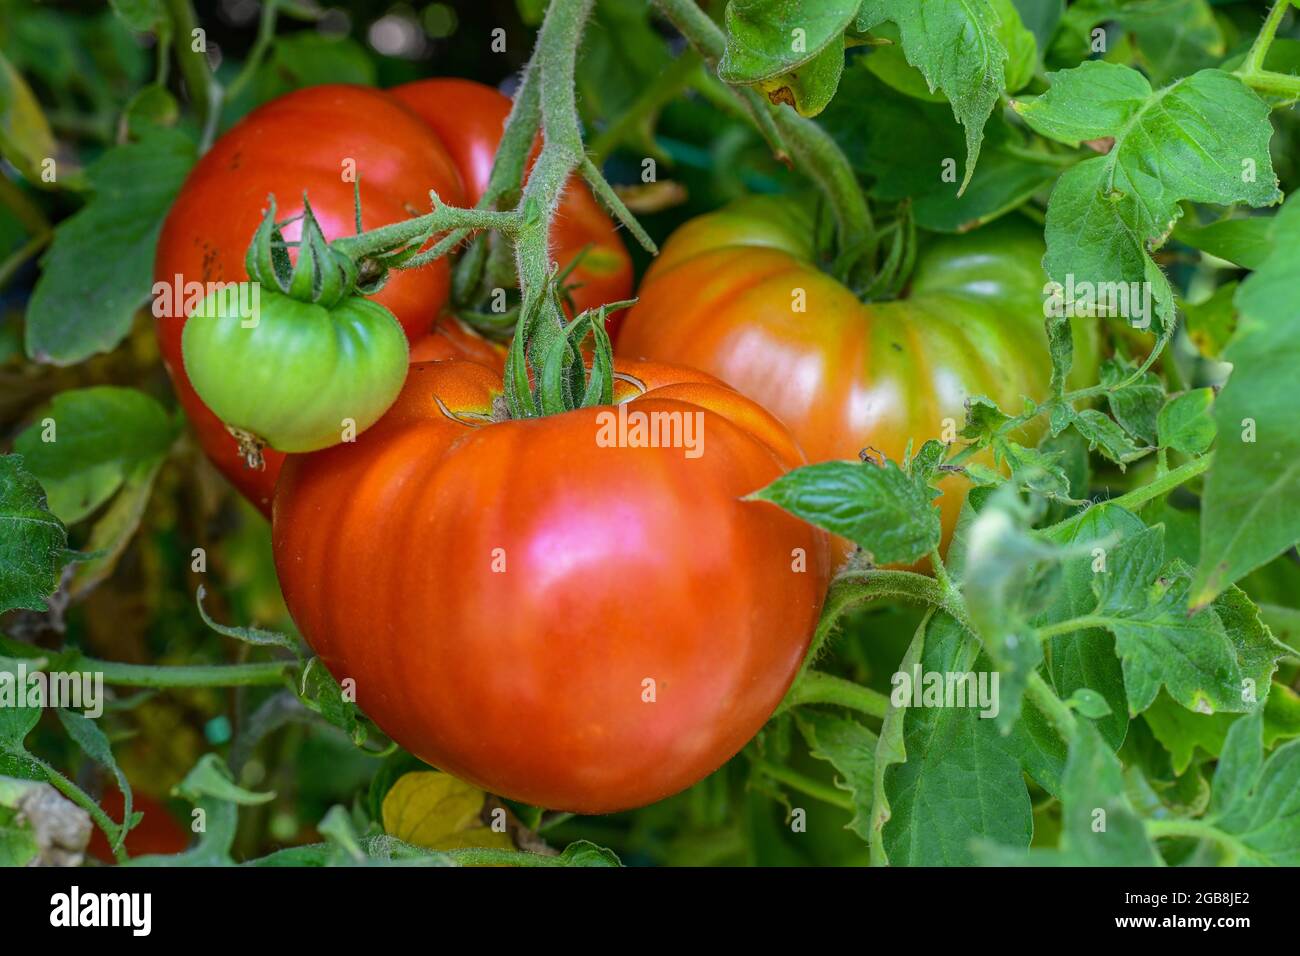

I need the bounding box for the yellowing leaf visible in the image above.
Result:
[381,771,514,851]
[0,51,57,187]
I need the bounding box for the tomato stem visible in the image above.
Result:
[84,657,292,688]
[1240,0,1293,78]
[751,758,855,811]
[780,671,890,719]
[651,0,877,276]
[33,757,130,864]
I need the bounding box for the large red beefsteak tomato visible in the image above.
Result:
[155,80,631,515]
[616,196,1101,559]
[272,359,829,813]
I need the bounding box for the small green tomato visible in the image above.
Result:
[182,286,408,457]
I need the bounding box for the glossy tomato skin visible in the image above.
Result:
[156,81,632,515]
[617,196,1101,560]
[390,79,634,331]
[273,359,829,813]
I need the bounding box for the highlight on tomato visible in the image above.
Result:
[271,356,831,813]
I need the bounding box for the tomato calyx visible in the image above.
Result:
[245,195,361,309]
[502,280,635,419]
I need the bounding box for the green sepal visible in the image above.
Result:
[503,318,538,419]
[580,306,615,409]
[245,193,358,308]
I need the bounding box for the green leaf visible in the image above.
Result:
[1045,314,1074,398]
[67,458,163,600]
[1066,688,1112,719]
[196,584,301,655]
[750,457,940,565]
[1101,359,1163,445]
[557,840,623,867]
[1093,528,1243,715]
[991,0,1037,93]
[56,709,131,851]
[1194,195,1300,607]
[856,0,1011,193]
[0,455,70,614]
[1157,388,1215,456]
[1017,63,1280,340]
[176,753,274,807]
[0,657,43,780]
[1071,408,1150,467]
[995,439,1073,500]
[757,37,845,116]
[796,709,876,842]
[0,51,58,187]
[12,387,177,523]
[878,613,1032,865]
[1057,721,1161,864]
[959,395,1012,445]
[1174,217,1274,270]
[824,65,1056,232]
[0,781,41,866]
[870,611,926,865]
[1144,686,1299,780]
[297,658,367,746]
[1210,710,1300,865]
[1055,0,1223,86]
[719,0,860,85]
[26,128,196,364]
[1011,0,1063,54]
[1012,504,1138,794]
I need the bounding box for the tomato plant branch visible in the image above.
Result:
[1024,672,1079,741]
[1044,453,1212,539]
[650,0,875,273]
[1241,0,1293,76]
[35,757,128,864]
[222,0,282,104]
[79,657,292,688]
[329,197,520,262]
[1236,1,1300,102]
[163,0,222,149]
[779,670,890,718]
[1145,817,1253,864]
[750,758,854,811]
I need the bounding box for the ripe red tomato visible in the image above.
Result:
[272,359,830,813]
[155,81,632,515]
[617,196,1101,560]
